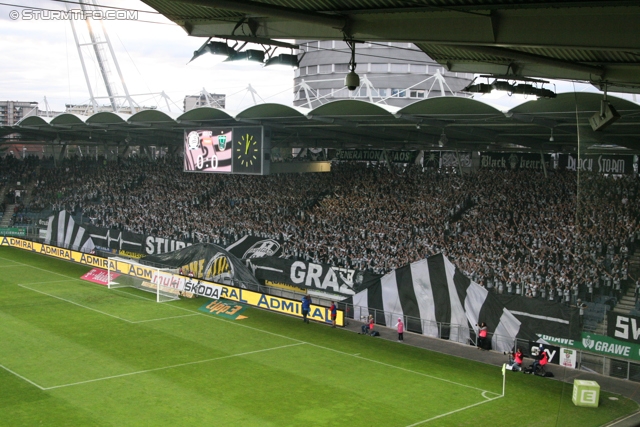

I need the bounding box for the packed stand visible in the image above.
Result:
[17,155,640,304]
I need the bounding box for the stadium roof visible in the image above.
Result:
[3,93,640,153]
[141,0,640,94]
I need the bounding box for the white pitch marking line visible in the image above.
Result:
[0,363,45,390]
[130,314,200,323]
[17,283,195,324]
[306,341,494,394]
[19,280,74,285]
[404,394,503,427]
[43,342,305,390]
[151,303,498,396]
[17,284,135,324]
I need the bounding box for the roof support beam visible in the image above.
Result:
[170,0,349,31]
[453,45,605,78]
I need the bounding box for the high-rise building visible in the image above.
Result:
[293,41,473,108]
[183,91,226,112]
[0,101,38,126]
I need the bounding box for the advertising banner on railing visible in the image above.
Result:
[480,152,552,170]
[0,227,27,237]
[527,341,561,365]
[333,149,418,163]
[558,154,634,174]
[538,331,640,361]
[0,236,343,326]
[560,347,578,369]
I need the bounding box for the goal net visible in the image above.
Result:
[107,257,183,302]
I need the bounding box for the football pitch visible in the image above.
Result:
[0,247,637,427]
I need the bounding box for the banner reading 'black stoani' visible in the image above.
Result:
[558,154,634,174]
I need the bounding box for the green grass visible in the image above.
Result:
[0,246,637,427]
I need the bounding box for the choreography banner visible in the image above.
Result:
[44,211,282,257]
[248,257,378,296]
[225,235,283,259]
[342,253,539,353]
[141,242,261,290]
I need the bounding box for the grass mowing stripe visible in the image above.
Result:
[305,341,500,396]
[17,283,136,323]
[8,255,510,399]
[0,363,45,390]
[140,301,501,396]
[19,280,81,285]
[42,342,306,390]
[20,275,499,398]
[404,394,503,427]
[130,313,200,323]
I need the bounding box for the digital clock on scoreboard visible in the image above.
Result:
[183,126,268,175]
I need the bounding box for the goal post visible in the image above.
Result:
[107,256,182,303]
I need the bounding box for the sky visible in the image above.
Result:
[0,0,297,113]
[0,0,637,115]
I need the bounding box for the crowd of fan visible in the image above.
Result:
[4,154,640,303]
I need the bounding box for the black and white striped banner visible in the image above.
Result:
[45,210,95,253]
[347,254,538,352]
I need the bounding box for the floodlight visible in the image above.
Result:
[189,40,236,63]
[264,53,300,69]
[462,83,492,94]
[492,81,514,92]
[225,49,265,63]
[205,41,236,58]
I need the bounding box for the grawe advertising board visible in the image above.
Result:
[1,237,343,326]
[538,332,640,361]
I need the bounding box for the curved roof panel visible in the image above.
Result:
[309,100,397,117]
[176,107,233,122]
[86,112,130,124]
[50,114,88,126]
[128,110,179,123]
[398,97,504,116]
[16,116,52,126]
[236,103,307,119]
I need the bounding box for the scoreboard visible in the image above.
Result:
[183,126,270,175]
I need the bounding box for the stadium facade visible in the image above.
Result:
[293,41,474,108]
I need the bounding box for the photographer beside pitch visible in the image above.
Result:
[528,345,548,375]
[506,347,524,371]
